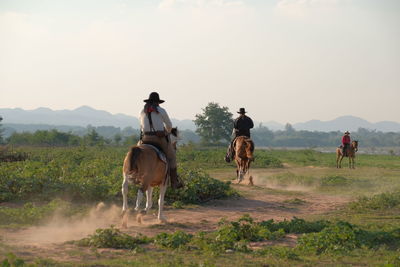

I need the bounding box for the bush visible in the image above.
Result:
[259,217,331,234]
[349,191,400,211]
[165,167,239,204]
[77,225,151,249]
[154,231,193,249]
[297,221,400,254]
[0,199,75,226]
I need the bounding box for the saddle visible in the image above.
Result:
[141,144,167,164]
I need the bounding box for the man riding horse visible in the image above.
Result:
[139,92,183,189]
[341,131,351,156]
[225,108,254,163]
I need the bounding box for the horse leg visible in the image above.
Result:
[135,189,144,211]
[336,153,339,168]
[121,173,129,228]
[339,155,344,168]
[157,183,167,222]
[145,187,153,213]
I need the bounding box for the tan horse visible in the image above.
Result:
[121,128,178,227]
[336,140,358,169]
[234,136,254,185]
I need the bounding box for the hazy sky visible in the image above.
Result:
[1,0,399,123]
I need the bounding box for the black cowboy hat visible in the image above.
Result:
[143,92,165,103]
[237,108,247,114]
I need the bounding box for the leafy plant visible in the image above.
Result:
[76,225,151,249]
[349,190,400,211]
[154,231,193,249]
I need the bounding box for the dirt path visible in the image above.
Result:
[0,168,351,262]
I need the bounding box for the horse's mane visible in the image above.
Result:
[171,127,178,137]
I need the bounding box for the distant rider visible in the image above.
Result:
[341,131,351,156]
[139,92,183,189]
[225,108,254,163]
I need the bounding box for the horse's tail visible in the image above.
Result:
[125,146,142,174]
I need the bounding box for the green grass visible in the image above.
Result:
[2,146,400,266]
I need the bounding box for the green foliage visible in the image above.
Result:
[0,147,28,163]
[349,190,400,211]
[165,168,239,204]
[154,231,193,249]
[297,221,400,254]
[255,246,300,260]
[1,253,25,267]
[77,225,151,249]
[7,130,81,146]
[177,145,283,169]
[259,217,331,234]
[0,147,238,205]
[0,199,84,226]
[0,116,4,144]
[320,175,350,187]
[194,102,233,145]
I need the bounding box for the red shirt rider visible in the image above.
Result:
[342,134,351,145]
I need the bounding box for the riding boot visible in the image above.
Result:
[170,168,184,189]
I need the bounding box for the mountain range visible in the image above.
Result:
[1,106,400,132]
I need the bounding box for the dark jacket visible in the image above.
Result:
[234,115,254,137]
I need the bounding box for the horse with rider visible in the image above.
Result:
[225,108,255,183]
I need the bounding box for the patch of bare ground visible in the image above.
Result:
[0,168,351,262]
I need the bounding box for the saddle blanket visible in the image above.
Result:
[141,144,167,164]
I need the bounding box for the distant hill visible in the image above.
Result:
[293,116,400,132]
[0,106,196,131]
[1,107,399,133]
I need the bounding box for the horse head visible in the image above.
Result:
[170,127,179,150]
[352,140,358,152]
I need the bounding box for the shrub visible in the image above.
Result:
[154,231,193,249]
[77,225,151,249]
[348,191,400,211]
[259,217,331,234]
[0,199,74,226]
[165,168,239,204]
[297,221,400,254]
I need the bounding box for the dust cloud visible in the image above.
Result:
[251,174,316,192]
[4,202,122,245]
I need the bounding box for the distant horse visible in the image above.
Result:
[121,128,179,227]
[336,140,358,169]
[234,136,254,185]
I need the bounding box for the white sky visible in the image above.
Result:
[1,0,399,123]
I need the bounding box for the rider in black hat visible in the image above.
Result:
[139,92,183,189]
[225,108,254,163]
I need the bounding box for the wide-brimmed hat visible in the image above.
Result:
[143,92,165,103]
[344,131,350,134]
[237,108,247,114]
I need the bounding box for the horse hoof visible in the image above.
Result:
[136,213,143,224]
[120,210,126,219]
[158,217,167,223]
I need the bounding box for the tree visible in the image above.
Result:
[0,116,3,144]
[113,133,122,145]
[194,102,233,145]
[84,129,104,146]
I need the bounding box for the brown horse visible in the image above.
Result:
[336,140,358,169]
[121,128,178,227]
[234,136,254,185]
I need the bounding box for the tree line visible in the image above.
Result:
[1,103,400,147]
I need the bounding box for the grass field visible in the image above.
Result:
[1,146,400,266]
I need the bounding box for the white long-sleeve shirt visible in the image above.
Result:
[139,106,172,133]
